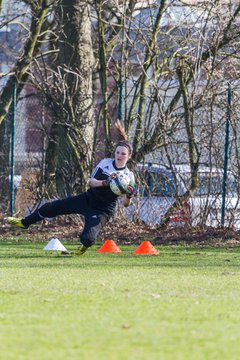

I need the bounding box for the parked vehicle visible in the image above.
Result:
[124,163,240,228]
[179,164,240,228]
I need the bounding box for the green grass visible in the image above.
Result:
[0,240,240,360]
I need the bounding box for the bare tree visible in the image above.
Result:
[0,0,49,209]
[1,0,240,227]
[92,0,240,226]
[0,0,94,201]
[32,0,95,196]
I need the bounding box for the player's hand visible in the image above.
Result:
[124,182,135,198]
[88,178,102,187]
[102,173,118,187]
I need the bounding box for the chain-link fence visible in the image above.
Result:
[1,81,240,230]
[1,88,46,215]
[2,0,240,233]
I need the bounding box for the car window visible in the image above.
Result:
[194,173,238,196]
[138,171,176,197]
[137,166,238,198]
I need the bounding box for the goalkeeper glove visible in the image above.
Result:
[125,182,135,199]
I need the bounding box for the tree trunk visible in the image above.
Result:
[47,0,94,196]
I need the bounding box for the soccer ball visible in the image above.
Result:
[109,172,130,195]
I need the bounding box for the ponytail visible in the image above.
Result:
[115,120,128,141]
[114,120,133,156]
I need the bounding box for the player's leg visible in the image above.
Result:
[7,193,88,228]
[75,211,110,255]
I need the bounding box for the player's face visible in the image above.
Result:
[115,146,130,168]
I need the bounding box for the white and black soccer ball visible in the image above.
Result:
[109,172,131,196]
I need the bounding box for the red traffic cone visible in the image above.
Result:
[134,241,159,255]
[98,240,122,253]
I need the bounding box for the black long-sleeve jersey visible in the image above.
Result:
[86,158,135,215]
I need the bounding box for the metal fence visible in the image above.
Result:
[1,82,240,230]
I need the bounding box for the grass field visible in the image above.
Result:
[0,238,240,360]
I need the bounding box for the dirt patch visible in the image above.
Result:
[152,226,240,246]
[1,213,240,246]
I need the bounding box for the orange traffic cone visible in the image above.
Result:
[133,241,159,255]
[98,240,122,253]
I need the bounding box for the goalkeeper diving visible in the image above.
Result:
[7,121,136,256]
